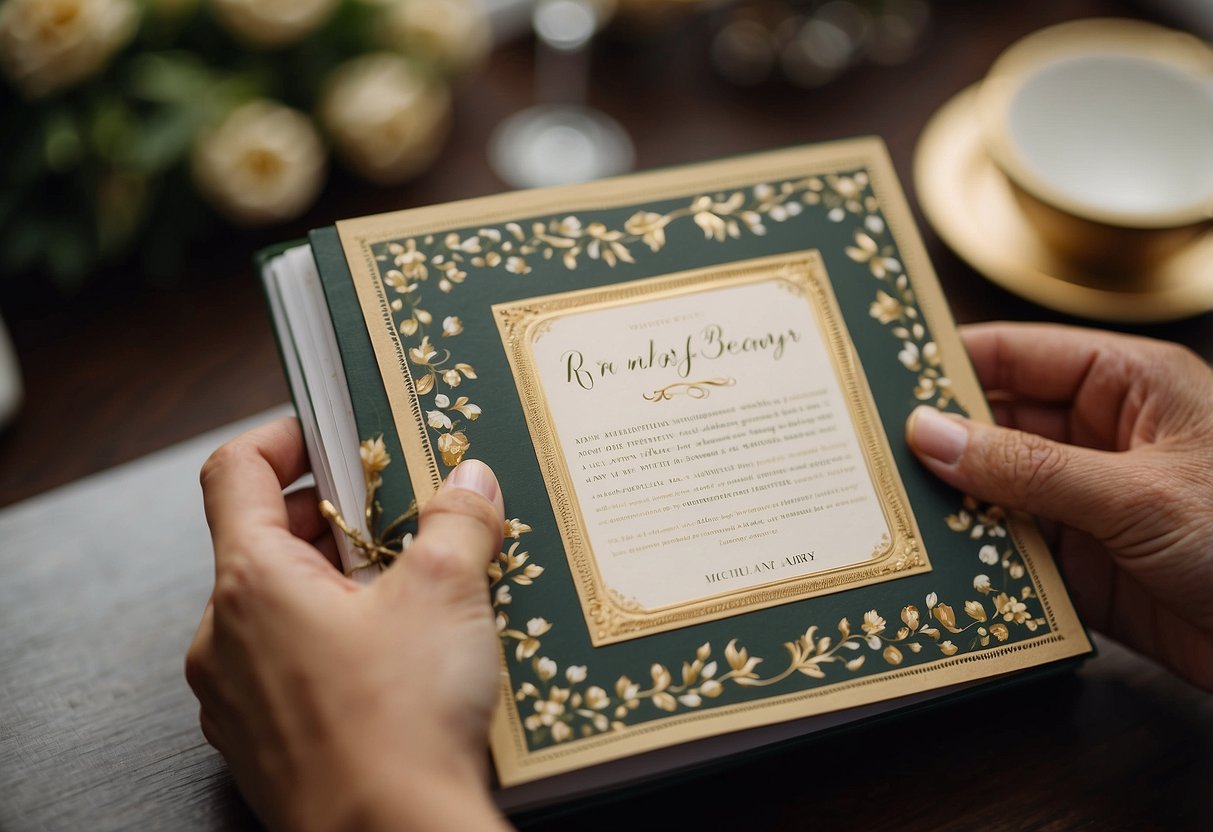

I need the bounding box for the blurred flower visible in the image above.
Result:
[0,0,138,99]
[191,100,327,225]
[321,52,451,184]
[210,0,338,48]
[379,0,491,76]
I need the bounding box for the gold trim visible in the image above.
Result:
[491,630,1081,785]
[344,236,444,505]
[642,377,736,402]
[336,138,1091,788]
[493,252,929,645]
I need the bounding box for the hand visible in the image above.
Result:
[906,323,1213,692]
[186,417,510,832]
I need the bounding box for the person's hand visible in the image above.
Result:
[906,322,1213,692]
[186,417,510,832]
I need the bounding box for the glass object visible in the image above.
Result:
[490,0,634,188]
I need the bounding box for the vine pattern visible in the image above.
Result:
[371,170,953,470]
[349,168,1033,750]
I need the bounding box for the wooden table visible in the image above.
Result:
[3,1,1212,829]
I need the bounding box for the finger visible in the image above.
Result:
[199,706,225,754]
[906,406,1133,534]
[185,601,217,702]
[381,459,505,602]
[961,322,1130,403]
[200,418,309,571]
[987,399,1074,445]
[284,487,328,542]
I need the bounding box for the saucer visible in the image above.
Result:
[914,84,1213,323]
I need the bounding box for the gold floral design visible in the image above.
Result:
[353,170,1028,748]
[852,216,953,409]
[323,438,535,577]
[323,436,1047,748]
[320,436,417,573]
[373,169,947,469]
[490,488,1046,748]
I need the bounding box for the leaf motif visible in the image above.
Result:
[652,692,677,712]
[933,603,958,631]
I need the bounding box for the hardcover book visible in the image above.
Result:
[260,138,1092,812]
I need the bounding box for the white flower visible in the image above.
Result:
[433,393,450,408]
[441,316,463,337]
[535,657,557,681]
[379,0,491,76]
[211,0,338,48]
[504,518,532,539]
[192,100,326,226]
[979,544,999,565]
[585,686,609,709]
[565,665,587,684]
[526,617,551,637]
[973,574,992,594]
[505,256,531,275]
[0,0,137,99]
[321,53,451,184]
[861,609,885,636]
[426,409,452,430]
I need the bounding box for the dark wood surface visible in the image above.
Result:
[2,1,1212,830]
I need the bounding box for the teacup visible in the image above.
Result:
[977,19,1213,276]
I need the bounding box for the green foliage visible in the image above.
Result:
[0,0,475,292]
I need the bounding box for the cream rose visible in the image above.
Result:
[209,0,338,47]
[0,0,138,99]
[379,0,491,76]
[191,100,327,226]
[320,53,451,185]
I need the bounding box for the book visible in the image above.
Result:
[260,137,1092,812]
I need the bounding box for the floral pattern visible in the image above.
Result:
[490,493,1046,747]
[327,442,1050,748]
[371,169,953,470]
[348,168,1051,751]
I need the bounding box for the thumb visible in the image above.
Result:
[381,459,505,601]
[906,405,1127,534]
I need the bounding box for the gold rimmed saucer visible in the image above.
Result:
[914,84,1213,323]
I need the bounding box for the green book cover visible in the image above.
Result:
[294,137,1090,801]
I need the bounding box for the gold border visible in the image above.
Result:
[339,140,880,502]
[343,234,445,504]
[336,138,1092,788]
[493,252,929,645]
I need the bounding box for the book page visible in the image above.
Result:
[496,252,926,644]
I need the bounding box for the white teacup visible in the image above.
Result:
[978,19,1213,274]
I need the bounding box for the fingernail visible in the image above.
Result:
[443,459,500,503]
[908,406,969,465]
